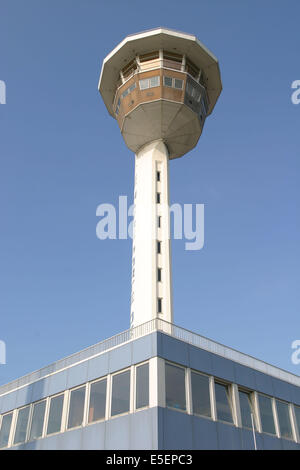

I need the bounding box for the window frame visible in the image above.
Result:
[213,379,234,425]
[12,404,32,446]
[238,388,258,431]
[257,393,277,437]
[66,384,87,431]
[110,367,131,419]
[163,75,183,90]
[134,361,150,412]
[139,76,160,91]
[190,369,212,420]
[28,398,47,442]
[86,376,107,425]
[0,411,14,449]
[275,399,294,441]
[45,392,65,437]
[165,361,187,413]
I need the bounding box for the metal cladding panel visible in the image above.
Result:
[66,361,89,389]
[216,421,243,450]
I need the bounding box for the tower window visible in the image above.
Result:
[139,76,160,90]
[157,171,161,181]
[158,268,162,282]
[158,216,161,228]
[157,192,161,203]
[157,241,161,253]
[158,297,162,313]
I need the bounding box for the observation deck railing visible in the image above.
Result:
[1,318,299,396]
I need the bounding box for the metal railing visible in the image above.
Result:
[0,318,299,396]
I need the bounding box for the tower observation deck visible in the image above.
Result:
[99,27,222,329]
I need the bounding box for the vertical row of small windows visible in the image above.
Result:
[0,362,150,448]
[156,167,162,316]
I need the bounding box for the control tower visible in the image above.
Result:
[99,28,222,329]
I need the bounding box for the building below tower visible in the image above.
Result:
[0,320,300,450]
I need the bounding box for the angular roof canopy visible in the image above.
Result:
[99,27,222,118]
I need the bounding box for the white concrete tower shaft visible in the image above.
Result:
[130,140,173,328]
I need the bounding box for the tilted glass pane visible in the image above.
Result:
[191,372,211,417]
[47,394,64,435]
[276,401,293,440]
[14,406,30,444]
[239,391,255,429]
[165,363,186,411]
[88,379,107,423]
[258,395,276,435]
[0,413,13,448]
[215,383,233,423]
[111,370,130,416]
[29,400,46,441]
[67,386,86,429]
[294,406,300,437]
[136,363,149,409]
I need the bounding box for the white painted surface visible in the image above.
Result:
[130,140,173,328]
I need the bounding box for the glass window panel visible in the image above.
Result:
[29,400,46,441]
[174,78,183,89]
[239,391,256,429]
[165,363,186,411]
[67,386,86,429]
[47,394,64,435]
[139,79,149,90]
[215,383,233,423]
[191,372,211,417]
[111,370,130,416]
[163,76,173,87]
[258,394,276,435]
[295,406,300,437]
[129,83,136,93]
[13,406,30,444]
[47,395,64,434]
[136,363,149,409]
[88,379,107,423]
[0,413,13,448]
[276,401,293,440]
[149,76,160,88]
[122,88,129,99]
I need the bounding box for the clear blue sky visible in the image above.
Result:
[0,0,299,385]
